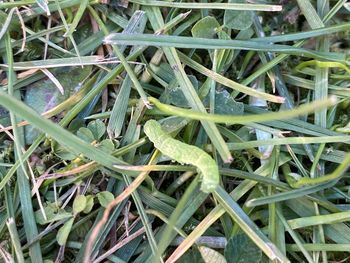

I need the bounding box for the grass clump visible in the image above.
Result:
[1,1,350,263]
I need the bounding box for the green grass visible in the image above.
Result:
[1,1,350,263]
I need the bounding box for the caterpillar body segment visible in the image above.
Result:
[144,120,219,193]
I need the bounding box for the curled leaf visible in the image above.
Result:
[83,195,95,214]
[73,195,87,214]
[57,218,74,246]
[97,191,114,208]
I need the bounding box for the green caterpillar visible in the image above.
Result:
[144,120,219,193]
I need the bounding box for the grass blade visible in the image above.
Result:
[213,186,289,263]
[104,33,346,62]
